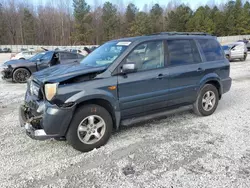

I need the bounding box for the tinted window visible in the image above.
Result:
[125,41,164,71]
[41,51,53,61]
[198,39,224,61]
[167,39,201,66]
[61,52,78,60]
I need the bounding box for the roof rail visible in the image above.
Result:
[150,32,211,36]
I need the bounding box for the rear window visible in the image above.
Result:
[167,39,201,66]
[198,39,224,61]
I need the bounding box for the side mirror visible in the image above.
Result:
[122,63,136,74]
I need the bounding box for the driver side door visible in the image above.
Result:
[117,40,169,119]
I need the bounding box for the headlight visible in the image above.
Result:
[30,81,39,96]
[44,83,58,101]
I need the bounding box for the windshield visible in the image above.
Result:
[80,41,130,67]
[29,51,53,61]
[29,52,47,61]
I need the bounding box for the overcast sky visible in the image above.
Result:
[85,0,226,10]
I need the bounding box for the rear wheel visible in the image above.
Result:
[193,84,219,116]
[66,104,113,152]
[13,68,30,83]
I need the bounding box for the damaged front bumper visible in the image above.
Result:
[19,101,76,140]
[0,66,13,80]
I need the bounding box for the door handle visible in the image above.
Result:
[156,74,164,79]
[197,68,205,72]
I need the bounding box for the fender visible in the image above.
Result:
[65,89,121,129]
[198,73,223,94]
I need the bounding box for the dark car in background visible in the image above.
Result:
[1,48,12,53]
[1,51,84,83]
[19,32,232,152]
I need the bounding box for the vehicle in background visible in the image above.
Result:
[222,42,247,61]
[11,51,36,60]
[2,48,12,53]
[0,48,2,53]
[70,49,82,54]
[28,48,35,52]
[1,51,84,83]
[20,48,27,52]
[19,32,232,152]
[237,39,250,51]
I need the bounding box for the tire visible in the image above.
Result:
[193,84,219,116]
[12,68,31,83]
[66,104,113,152]
[19,58,25,60]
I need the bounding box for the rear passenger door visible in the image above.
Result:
[166,39,204,106]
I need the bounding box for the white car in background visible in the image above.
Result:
[222,41,247,61]
[10,51,36,60]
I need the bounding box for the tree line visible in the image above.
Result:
[0,0,250,46]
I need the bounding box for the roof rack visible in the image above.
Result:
[150,32,211,36]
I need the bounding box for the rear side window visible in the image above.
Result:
[60,52,78,60]
[197,39,224,61]
[167,39,201,66]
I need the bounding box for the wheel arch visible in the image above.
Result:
[75,98,120,130]
[199,75,222,99]
[12,67,32,82]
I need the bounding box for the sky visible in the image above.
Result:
[85,0,225,10]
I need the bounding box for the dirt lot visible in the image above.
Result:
[0,53,250,188]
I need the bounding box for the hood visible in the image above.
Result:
[33,64,107,83]
[4,59,35,66]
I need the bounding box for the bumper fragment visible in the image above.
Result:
[24,122,54,140]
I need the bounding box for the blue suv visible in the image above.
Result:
[19,32,232,152]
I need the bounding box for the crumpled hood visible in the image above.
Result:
[33,64,107,83]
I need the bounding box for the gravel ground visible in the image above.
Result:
[0,54,250,188]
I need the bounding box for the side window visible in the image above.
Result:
[125,41,164,71]
[41,52,53,61]
[60,52,78,60]
[167,39,201,66]
[197,39,224,61]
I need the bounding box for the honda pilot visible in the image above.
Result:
[19,32,232,152]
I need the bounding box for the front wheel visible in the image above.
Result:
[193,84,219,116]
[66,104,113,152]
[13,68,30,83]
